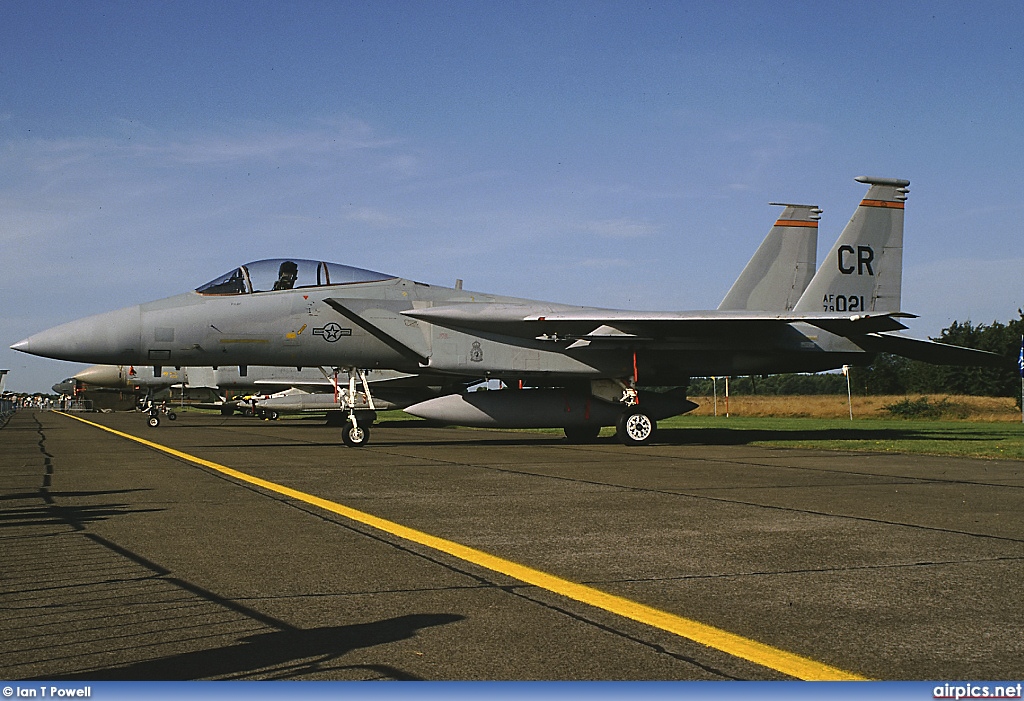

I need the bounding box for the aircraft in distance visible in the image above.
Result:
[13,177,1007,446]
[53,367,221,413]
[73,363,355,396]
[66,363,468,423]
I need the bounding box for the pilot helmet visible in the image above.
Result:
[278,261,298,280]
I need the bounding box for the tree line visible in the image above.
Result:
[687,310,1024,406]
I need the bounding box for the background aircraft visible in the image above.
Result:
[69,364,339,414]
[14,177,1007,446]
[52,366,220,412]
[64,363,469,424]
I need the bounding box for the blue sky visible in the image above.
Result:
[2,1,1023,393]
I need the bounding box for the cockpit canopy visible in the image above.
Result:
[196,259,395,295]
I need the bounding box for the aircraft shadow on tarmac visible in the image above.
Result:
[118,415,1004,449]
[41,613,465,681]
[177,419,1007,450]
[0,490,160,531]
[652,426,997,446]
[353,424,1002,449]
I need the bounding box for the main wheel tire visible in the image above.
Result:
[167,412,177,421]
[342,422,371,447]
[616,408,656,446]
[147,415,160,428]
[564,425,601,443]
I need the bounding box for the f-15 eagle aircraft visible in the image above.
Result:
[12,177,1005,446]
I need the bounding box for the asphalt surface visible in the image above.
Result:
[2,409,1023,681]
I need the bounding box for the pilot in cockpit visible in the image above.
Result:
[273,261,298,290]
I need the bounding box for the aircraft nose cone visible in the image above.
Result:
[11,305,143,364]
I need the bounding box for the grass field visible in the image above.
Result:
[379,393,1024,461]
[685,393,1021,422]
[655,415,1024,461]
[181,393,1024,461]
[663,394,1024,460]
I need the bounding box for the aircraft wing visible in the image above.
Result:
[401,304,915,343]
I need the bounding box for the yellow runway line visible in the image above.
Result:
[57,412,868,681]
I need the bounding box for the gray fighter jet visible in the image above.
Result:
[13,177,1005,446]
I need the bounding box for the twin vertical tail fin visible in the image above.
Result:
[718,203,820,311]
[794,176,910,315]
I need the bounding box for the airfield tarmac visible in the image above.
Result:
[2,409,1023,681]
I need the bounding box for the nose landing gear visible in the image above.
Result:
[339,367,376,448]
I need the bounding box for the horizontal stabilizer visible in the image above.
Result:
[807,313,915,336]
[855,333,1011,368]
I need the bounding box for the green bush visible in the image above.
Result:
[883,397,969,419]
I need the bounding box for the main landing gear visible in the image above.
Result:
[561,406,657,445]
[559,382,659,446]
[615,384,656,446]
[616,406,656,445]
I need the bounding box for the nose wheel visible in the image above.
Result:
[342,419,371,447]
